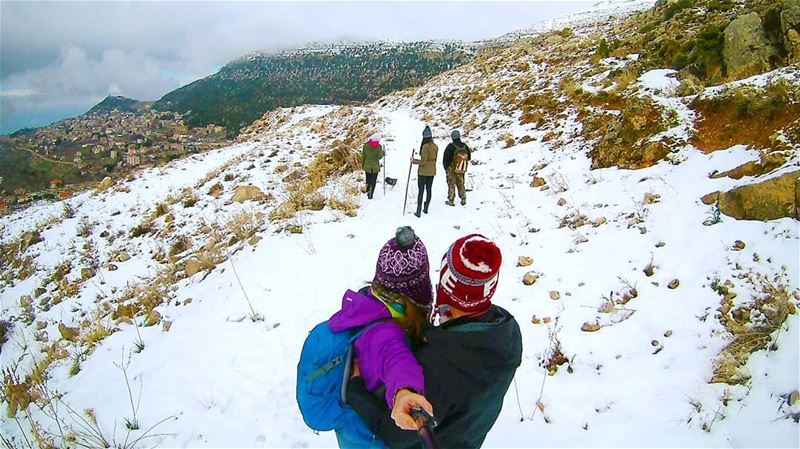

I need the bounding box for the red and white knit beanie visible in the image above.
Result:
[436,234,502,314]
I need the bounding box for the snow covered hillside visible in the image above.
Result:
[2,1,799,447]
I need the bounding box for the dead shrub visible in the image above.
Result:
[711,270,797,385]
[225,209,265,243]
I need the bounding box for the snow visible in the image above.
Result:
[2,3,799,449]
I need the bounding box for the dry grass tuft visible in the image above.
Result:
[225,209,265,243]
[711,270,797,385]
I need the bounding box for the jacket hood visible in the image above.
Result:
[428,305,522,384]
[328,289,391,332]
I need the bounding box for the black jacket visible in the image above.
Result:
[346,305,523,449]
[442,141,471,172]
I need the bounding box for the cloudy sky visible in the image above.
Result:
[0,1,596,134]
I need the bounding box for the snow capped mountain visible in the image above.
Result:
[2,0,798,447]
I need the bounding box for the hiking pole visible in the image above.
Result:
[402,149,413,215]
[383,153,386,197]
[411,407,442,449]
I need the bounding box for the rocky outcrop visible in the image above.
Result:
[783,0,800,61]
[590,96,674,169]
[723,13,778,79]
[715,170,799,221]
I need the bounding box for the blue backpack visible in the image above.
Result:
[296,319,387,432]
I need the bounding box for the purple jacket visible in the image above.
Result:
[328,289,425,407]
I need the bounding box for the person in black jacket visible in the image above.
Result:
[346,234,523,449]
[441,130,471,206]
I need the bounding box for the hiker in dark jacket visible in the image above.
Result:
[442,130,471,206]
[346,234,523,449]
[410,126,438,218]
[362,136,385,199]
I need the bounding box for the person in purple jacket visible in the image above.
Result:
[327,226,434,448]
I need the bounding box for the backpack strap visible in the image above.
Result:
[303,319,391,383]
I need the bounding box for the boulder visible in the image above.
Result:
[718,170,799,221]
[232,185,267,203]
[723,13,777,79]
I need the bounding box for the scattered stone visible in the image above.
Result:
[549,291,561,300]
[574,234,589,244]
[144,310,162,327]
[644,262,656,277]
[232,185,268,203]
[664,330,673,337]
[651,340,660,347]
[517,256,534,267]
[58,323,80,342]
[531,176,546,187]
[790,390,800,407]
[286,224,303,234]
[35,331,49,343]
[528,227,540,233]
[35,321,47,331]
[668,279,680,289]
[185,259,203,277]
[592,217,607,227]
[522,272,539,285]
[643,192,661,204]
[733,240,746,251]
[248,235,262,246]
[655,241,666,248]
[598,301,616,313]
[162,321,172,332]
[282,170,304,183]
[183,298,193,306]
[96,177,113,191]
[346,234,355,239]
[542,317,552,324]
[80,267,96,280]
[531,316,541,324]
[557,198,567,206]
[19,295,33,308]
[581,321,601,332]
[114,251,131,263]
[34,287,47,298]
[106,263,118,272]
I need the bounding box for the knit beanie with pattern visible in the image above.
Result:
[436,234,502,314]
[373,227,433,307]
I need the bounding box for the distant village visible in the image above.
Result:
[1,108,232,212]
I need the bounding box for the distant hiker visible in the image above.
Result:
[410,125,438,217]
[327,226,434,448]
[347,234,523,448]
[442,130,471,206]
[362,136,385,199]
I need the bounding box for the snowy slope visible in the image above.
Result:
[2,2,799,449]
